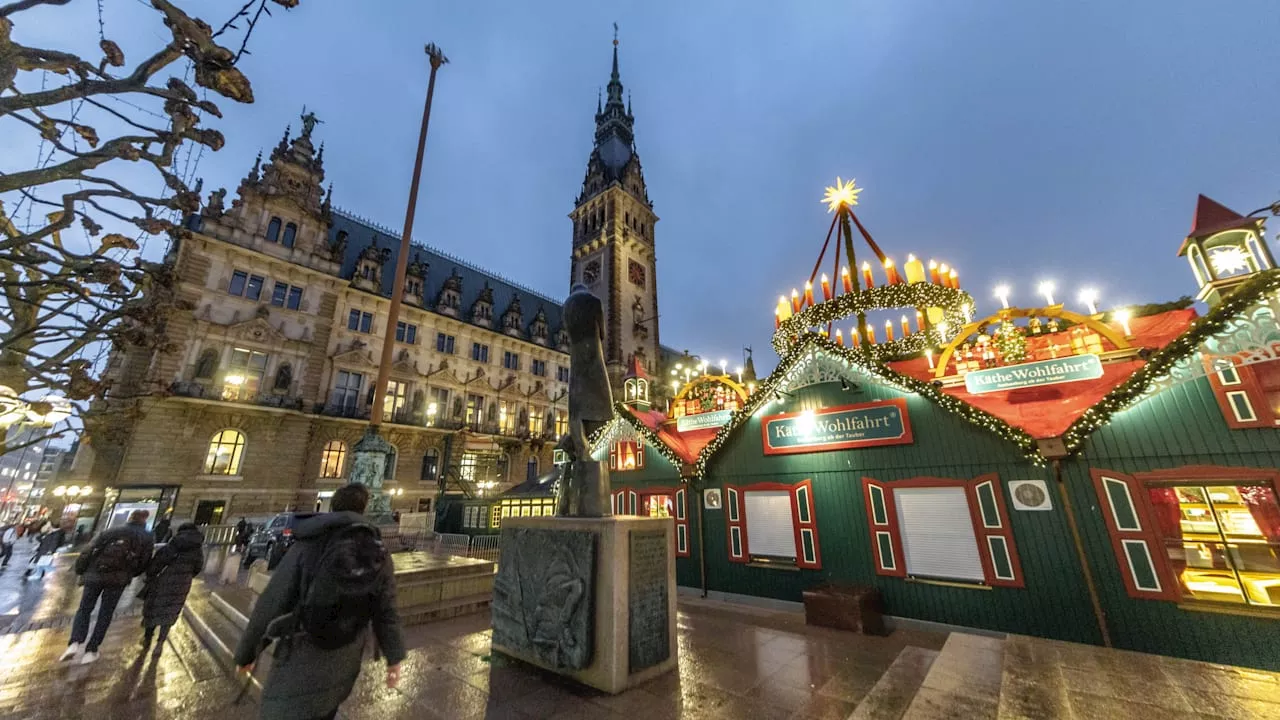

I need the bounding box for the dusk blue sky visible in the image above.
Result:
[18,1,1280,375]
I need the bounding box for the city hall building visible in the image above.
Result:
[83,44,677,526]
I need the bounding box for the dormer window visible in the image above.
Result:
[266,217,282,243]
[501,297,524,337]
[471,284,495,327]
[555,328,570,353]
[282,222,297,249]
[625,376,649,405]
[530,308,549,345]
[437,270,463,317]
[609,439,644,471]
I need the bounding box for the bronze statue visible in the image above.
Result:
[556,284,613,517]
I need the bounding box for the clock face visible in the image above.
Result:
[628,260,646,288]
[1014,483,1046,508]
[583,260,601,286]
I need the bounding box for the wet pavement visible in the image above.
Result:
[2,545,1279,720]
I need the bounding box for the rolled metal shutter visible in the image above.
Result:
[894,486,984,582]
[743,490,796,559]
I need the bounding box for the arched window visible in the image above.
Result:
[204,429,245,475]
[266,217,281,243]
[421,448,440,482]
[194,348,219,379]
[273,363,293,391]
[319,439,346,478]
[282,222,297,249]
[526,456,538,482]
[498,453,511,482]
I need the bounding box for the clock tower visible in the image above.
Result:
[569,33,661,398]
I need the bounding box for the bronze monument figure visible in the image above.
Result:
[556,284,614,517]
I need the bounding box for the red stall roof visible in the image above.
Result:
[887,309,1197,439]
[624,406,719,464]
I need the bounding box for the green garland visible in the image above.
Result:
[695,333,1039,478]
[1060,269,1280,453]
[774,283,973,360]
[589,404,690,475]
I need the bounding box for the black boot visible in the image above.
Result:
[141,628,153,648]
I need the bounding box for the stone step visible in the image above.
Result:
[400,592,492,626]
[996,635,1070,720]
[846,645,940,720]
[901,632,1005,720]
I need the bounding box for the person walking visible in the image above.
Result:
[234,517,251,553]
[1,524,16,568]
[61,510,154,664]
[24,523,65,580]
[234,484,404,720]
[139,522,204,658]
[152,516,172,545]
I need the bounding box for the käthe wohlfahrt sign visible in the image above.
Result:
[761,399,913,455]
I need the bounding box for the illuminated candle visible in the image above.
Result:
[900,314,911,338]
[925,349,935,369]
[791,289,801,313]
[819,327,828,338]
[804,280,814,308]
[916,309,925,332]
[904,254,926,284]
[840,266,852,293]
[1038,281,1056,306]
[948,268,958,289]
[850,328,860,348]
[938,263,950,288]
[866,324,877,344]
[835,328,844,346]
[1079,288,1099,315]
[777,295,792,321]
[884,257,900,284]
[929,260,941,284]
[994,285,1010,309]
[1115,309,1133,336]
[861,261,874,288]
[884,319,895,342]
[775,308,782,329]
[820,273,832,301]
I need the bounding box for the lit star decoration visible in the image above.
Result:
[822,177,862,213]
[1209,246,1251,276]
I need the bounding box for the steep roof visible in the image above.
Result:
[1178,194,1261,255]
[887,309,1197,439]
[330,209,565,339]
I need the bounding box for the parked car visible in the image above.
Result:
[242,512,316,569]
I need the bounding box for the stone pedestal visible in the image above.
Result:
[490,516,678,694]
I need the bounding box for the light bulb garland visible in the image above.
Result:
[992,322,1028,364]
[1060,268,1280,454]
[589,405,692,475]
[694,333,1040,478]
[773,282,973,359]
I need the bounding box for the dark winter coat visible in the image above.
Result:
[233,512,405,720]
[79,522,154,587]
[36,528,64,555]
[141,526,204,628]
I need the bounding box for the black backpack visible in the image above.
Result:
[92,534,144,575]
[294,523,387,650]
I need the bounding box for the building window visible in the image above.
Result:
[491,505,502,529]
[608,439,644,471]
[436,333,456,354]
[228,271,265,300]
[554,409,568,437]
[557,366,570,383]
[498,401,517,434]
[331,370,363,410]
[204,430,245,475]
[503,351,520,371]
[472,343,489,363]
[266,217,281,243]
[193,348,219,379]
[724,481,822,569]
[383,380,408,422]
[526,456,538,481]
[460,452,478,484]
[347,310,374,333]
[282,222,297,249]
[531,359,547,377]
[222,348,268,400]
[893,486,985,582]
[270,282,304,310]
[383,444,398,483]
[528,409,544,436]
[395,322,418,345]
[421,448,439,482]
[319,440,347,478]
[426,387,448,427]
[1146,479,1280,607]
[465,394,484,425]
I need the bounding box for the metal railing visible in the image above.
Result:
[468,534,501,562]
[433,533,471,556]
[199,524,238,546]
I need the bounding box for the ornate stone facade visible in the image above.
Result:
[87,113,566,521]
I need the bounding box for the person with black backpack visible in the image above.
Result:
[234,484,404,720]
[61,509,154,665]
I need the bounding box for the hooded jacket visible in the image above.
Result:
[233,511,405,720]
[80,522,154,587]
[142,525,205,627]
